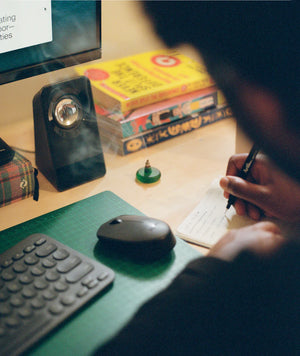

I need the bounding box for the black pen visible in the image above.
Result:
[225,144,260,211]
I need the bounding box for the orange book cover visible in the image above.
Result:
[76,50,215,112]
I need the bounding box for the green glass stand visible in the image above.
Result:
[136,160,161,184]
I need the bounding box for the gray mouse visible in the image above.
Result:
[97,215,176,261]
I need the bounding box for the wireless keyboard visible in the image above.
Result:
[0,233,115,356]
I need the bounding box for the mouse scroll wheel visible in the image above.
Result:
[110,218,123,225]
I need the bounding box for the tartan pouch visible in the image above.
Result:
[0,151,39,207]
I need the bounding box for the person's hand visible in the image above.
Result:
[220,154,300,222]
[208,222,284,261]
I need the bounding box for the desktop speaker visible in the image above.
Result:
[33,76,106,191]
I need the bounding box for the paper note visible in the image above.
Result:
[177,179,300,248]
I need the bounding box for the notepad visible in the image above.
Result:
[177,179,300,248]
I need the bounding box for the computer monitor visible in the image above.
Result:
[0,0,101,85]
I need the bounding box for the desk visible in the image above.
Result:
[0,116,236,255]
[0,0,236,255]
[0,99,236,355]
[0,3,238,354]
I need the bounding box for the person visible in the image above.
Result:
[95,2,299,355]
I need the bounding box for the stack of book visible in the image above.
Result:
[76,50,232,155]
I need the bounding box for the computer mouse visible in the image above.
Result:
[96,215,176,261]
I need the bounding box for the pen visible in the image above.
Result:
[225,144,260,211]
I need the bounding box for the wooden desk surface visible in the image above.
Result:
[0,1,237,256]
[0,116,236,255]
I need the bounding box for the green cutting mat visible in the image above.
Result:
[0,191,201,355]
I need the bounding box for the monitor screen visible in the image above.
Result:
[0,0,101,85]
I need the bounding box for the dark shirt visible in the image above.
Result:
[95,241,300,356]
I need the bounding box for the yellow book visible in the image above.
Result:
[75,50,215,112]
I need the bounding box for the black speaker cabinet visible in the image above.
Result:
[33,76,106,191]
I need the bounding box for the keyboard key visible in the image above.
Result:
[53,249,70,260]
[45,271,60,282]
[19,274,34,285]
[1,259,13,268]
[82,275,94,286]
[33,279,49,290]
[31,297,46,310]
[24,255,39,265]
[10,295,25,308]
[86,279,99,289]
[0,304,11,316]
[66,262,93,283]
[42,258,57,269]
[22,287,37,299]
[12,252,25,261]
[36,243,57,258]
[0,289,10,301]
[82,276,99,289]
[77,287,88,298]
[1,271,16,281]
[31,266,45,276]
[34,237,47,246]
[7,281,22,293]
[18,307,33,319]
[42,290,58,301]
[60,295,76,306]
[57,255,81,273]
[49,303,64,315]
[98,271,110,281]
[23,245,36,253]
[13,263,28,273]
[54,281,68,292]
[5,317,20,328]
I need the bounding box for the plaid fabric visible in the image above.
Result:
[0,151,39,207]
